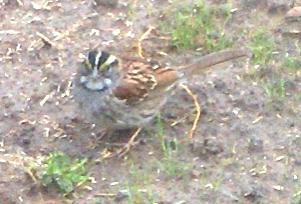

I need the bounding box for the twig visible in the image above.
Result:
[36,32,56,47]
[137,26,155,58]
[95,193,117,197]
[180,84,201,140]
[39,91,55,106]
[16,0,23,6]
[0,30,20,35]
[170,115,189,126]
[117,128,142,158]
[25,168,38,183]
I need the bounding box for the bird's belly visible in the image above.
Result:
[73,86,167,129]
[104,96,163,129]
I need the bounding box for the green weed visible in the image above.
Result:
[282,55,300,72]
[291,178,301,204]
[292,193,301,204]
[158,157,191,178]
[264,79,286,99]
[125,163,156,204]
[129,162,152,185]
[249,29,275,65]
[163,0,233,51]
[155,116,191,178]
[38,152,89,195]
[199,170,223,191]
[126,182,155,204]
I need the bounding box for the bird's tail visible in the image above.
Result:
[179,49,250,76]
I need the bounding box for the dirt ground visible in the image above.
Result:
[0,0,300,203]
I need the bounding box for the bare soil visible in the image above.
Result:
[0,0,300,203]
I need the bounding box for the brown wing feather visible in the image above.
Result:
[113,60,179,104]
[153,67,178,88]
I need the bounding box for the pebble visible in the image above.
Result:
[248,137,264,153]
[94,0,118,8]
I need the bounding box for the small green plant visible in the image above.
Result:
[39,152,89,195]
[283,55,300,72]
[129,162,152,185]
[291,180,301,204]
[249,29,275,65]
[264,79,286,99]
[156,115,174,159]
[125,163,156,204]
[158,157,191,178]
[198,169,224,192]
[163,0,232,51]
[156,116,191,177]
[292,192,301,204]
[126,182,155,204]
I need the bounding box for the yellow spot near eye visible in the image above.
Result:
[100,55,117,71]
[84,60,92,69]
[106,55,117,65]
[100,63,108,71]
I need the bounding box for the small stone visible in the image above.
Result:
[115,191,128,202]
[243,185,264,201]
[286,7,301,18]
[204,137,223,155]
[248,137,264,153]
[219,188,239,201]
[112,29,120,36]
[240,0,266,9]
[241,0,294,13]
[22,137,31,146]
[267,0,294,14]
[192,137,223,156]
[294,159,301,166]
[272,185,284,191]
[191,170,201,178]
[94,0,118,8]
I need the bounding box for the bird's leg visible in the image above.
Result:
[116,128,142,158]
[88,128,112,150]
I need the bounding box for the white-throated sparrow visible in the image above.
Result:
[73,49,249,130]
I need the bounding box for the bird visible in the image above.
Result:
[72,49,249,131]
